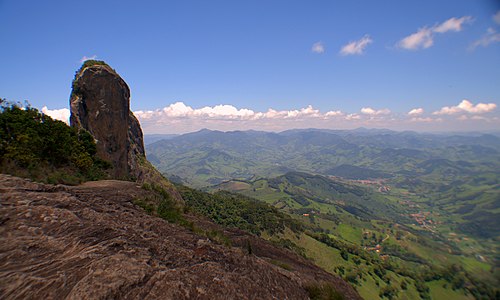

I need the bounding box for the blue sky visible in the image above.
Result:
[1,0,499,133]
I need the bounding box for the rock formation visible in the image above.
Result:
[69,61,182,203]
[0,174,361,300]
[70,61,144,180]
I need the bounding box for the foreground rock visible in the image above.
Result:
[0,174,361,300]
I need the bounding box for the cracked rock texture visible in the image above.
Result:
[68,63,182,204]
[0,174,361,300]
[70,63,144,180]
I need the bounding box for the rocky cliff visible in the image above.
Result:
[0,174,361,300]
[70,61,144,180]
[69,61,181,203]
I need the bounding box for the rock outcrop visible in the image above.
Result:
[0,174,362,300]
[70,61,144,180]
[69,61,182,203]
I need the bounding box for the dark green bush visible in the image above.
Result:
[304,282,344,300]
[0,100,110,183]
[176,184,304,236]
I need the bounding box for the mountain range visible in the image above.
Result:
[146,128,500,187]
[146,128,500,299]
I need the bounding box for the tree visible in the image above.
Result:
[340,249,349,261]
[0,101,109,183]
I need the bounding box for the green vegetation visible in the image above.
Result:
[80,59,108,69]
[304,282,344,300]
[0,100,110,184]
[177,184,303,236]
[270,237,307,258]
[166,172,497,298]
[71,60,110,95]
[205,229,232,247]
[214,172,499,299]
[146,129,500,188]
[139,182,185,224]
[146,129,499,299]
[135,182,233,247]
[269,259,293,271]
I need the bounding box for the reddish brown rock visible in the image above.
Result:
[0,174,361,300]
[69,62,183,204]
[70,62,144,180]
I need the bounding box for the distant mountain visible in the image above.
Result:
[144,134,178,145]
[146,129,500,187]
[326,164,392,180]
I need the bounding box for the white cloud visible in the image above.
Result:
[360,107,390,115]
[163,101,194,117]
[398,16,472,50]
[433,16,473,33]
[494,11,500,24]
[39,101,500,134]
[132,101,500,133]
[409,117,435,123]
[433,99,497,115]
[311,42,325,54]
[195,104,256,119]
[134,102,403,133]
[470,28,500,50]
[135,102,325,122]
[325,110,343,117]
[408,108,424,116]
[135,102,357,133]
[457,115,495,122]
[340,35,373,56]
[471,115,488,121]
[398,27,434,50]
[80,55,97,63]
[41,106,70,124]
[345,113,361,120]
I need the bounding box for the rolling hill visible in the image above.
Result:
[146,128,500,299]
[146,129,499,187]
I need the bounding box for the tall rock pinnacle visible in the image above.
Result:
[69,61,144,179]
[69,60,183,204]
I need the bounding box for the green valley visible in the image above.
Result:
[147,129,500,299]
[210,171,498,299]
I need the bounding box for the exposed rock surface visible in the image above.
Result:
[0,174,361,300]
[70,63,134,179]
[128,112,146,179]
[70,62,144,180]
[69,62,182,204]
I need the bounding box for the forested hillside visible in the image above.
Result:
[147,129,500,299]
[146,129,499,187]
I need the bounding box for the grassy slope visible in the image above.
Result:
[212,173,498,299]
[147,131,499,299]
[427,280,474,300]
